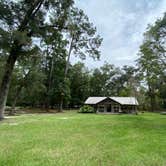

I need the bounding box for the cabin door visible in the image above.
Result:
[107,105,112,112]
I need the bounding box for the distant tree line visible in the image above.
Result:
[0,1,165,119]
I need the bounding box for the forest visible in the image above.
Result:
[0,0,165,119]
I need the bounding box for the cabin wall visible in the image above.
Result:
[93,98,137,113]
[96,104,137,113]
[96,104,121,113]
[121,105,137,113]
[96,98,121,113]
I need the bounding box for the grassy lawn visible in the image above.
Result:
[0,112,166,166]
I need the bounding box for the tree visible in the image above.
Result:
[148,13,166,67]
[58,7,102,111]
[7,52,45,114]
[90,63,121,96]
[40,26,67,109]
[138,41,161,111]
[137,13,166,111]
[0,0,74,120]
[69,62,90,107]
[64,7,102,75]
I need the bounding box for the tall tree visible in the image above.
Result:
[69,62,90,107]
[59,7,102,111]
[41,28,67,109]
[8,52,44,114]
[90,63,121,96]
[137,13,166,111]
[0,0,73,119]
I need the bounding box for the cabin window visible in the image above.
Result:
[113,105,119,112]
[122,106,127,110]
[98,105,105,112]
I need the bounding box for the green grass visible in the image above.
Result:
[0,112,166,166]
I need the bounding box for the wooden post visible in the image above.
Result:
[104,105,107,113]
[111,104,114,113]
[119,105,121,113]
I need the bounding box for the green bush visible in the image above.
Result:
[78,105,95,113]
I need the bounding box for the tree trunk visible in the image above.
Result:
[9,85,23,115]
[59,36,74,111]
[150,92,156,112]
[64,36,74,77]
[0,0,45,119]
[45,54,54,110]
[148,84,156,112]
[59,94,64,112]
[0,0,44,120]
[0,53,18,120]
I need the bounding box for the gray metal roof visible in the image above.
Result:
[85,97,139,105]
[85,97,107,105]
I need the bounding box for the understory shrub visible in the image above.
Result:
[78,105,95,113]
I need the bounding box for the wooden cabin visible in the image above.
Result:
[85,97,139,113]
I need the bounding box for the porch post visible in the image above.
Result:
[112,105,114,113]
[135,105,137,112]
[119,105,121,113]
[97,105,99,113]
[104,105,107,112]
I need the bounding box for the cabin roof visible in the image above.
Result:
[85,97,139,105]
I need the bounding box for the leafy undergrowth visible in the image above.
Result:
[0,112,166,166]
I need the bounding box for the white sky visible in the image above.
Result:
[71,0,166,68]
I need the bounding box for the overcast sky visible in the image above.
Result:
[72,0,166,68]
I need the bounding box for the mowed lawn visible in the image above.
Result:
[0,112,166,166]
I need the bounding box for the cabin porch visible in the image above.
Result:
[96,104,137,113]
